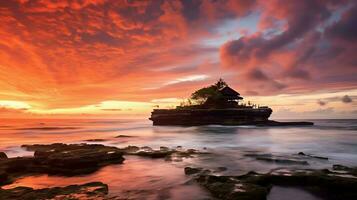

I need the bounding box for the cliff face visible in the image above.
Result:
[149,108,273,126]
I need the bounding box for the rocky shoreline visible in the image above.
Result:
[184,166,357,200]
[149,109,313,126]
[1,143,356,199]
[0,182,108,200]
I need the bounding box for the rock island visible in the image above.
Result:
[150,79,313,126]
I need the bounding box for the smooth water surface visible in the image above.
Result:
[1,118,357,199]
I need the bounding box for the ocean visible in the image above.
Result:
[1,118,357,199]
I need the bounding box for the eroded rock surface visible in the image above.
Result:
[0,182,108,200]
[244,153,309,165]
[120,145,209,160]
[0,152,7,159]
[297,152,328,160]
[1,143,209,187]
[332,164,357,176]
[185,167,357,200]
[1,143,125,185]
[22,143,125,174]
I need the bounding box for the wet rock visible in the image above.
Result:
[136,150,173,158]
[119,145,209,160]
[22,143,71,152]
[121,145,140,153]
[333,164,351,171]
[0,143,125,186]
[2,157,34,174]
[140,146,153,151]
[160,146,170,151]
[195,174,269,200]
[332,164,357,176]
[0,152,7,159]
[215,167,228,172]
[133,146,175,159]
[0,170,8,183]
[297,152,328,160]
[256,157,309,165]
[25,143,125,175]
[311,155,328,160]
[184,167,211,176]
[0,182,108,200]
[186,167,357,200]
[185,167,203,175]
[245,153,309,165]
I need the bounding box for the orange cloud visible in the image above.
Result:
[0,0,356,117]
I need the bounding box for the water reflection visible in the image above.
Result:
[3,156,211,200]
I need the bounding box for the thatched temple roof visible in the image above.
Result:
[219,86,243,100]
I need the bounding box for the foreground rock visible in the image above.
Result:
[1,143,209,186]
[119,145,209,161]
[298,152,328,160]
[22,143,125,175]
[0,143,124,185]
[244,153,309,165]
[332,164,357,176]
[185,167,357,200]
[0,182,108,200]
[0,152,7,159]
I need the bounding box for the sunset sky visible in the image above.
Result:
[0,0,356,119]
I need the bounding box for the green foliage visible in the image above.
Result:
[214,78,228,90]
[190,79,228,105]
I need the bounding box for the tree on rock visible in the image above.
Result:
[190,79,242,108]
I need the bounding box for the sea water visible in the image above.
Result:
[1,118,357,199]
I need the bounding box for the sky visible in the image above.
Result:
[0,0,356,119]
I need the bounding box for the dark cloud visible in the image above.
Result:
[247,68,269,81]
[81,31,126,46]
[220,0,357,95]
[342,95,352,103]
[221,0,330,66]
[271,80,287,90]
[180,0,202,21]
[326,4,357,42]
[317,99,327,106]
[245,68,287,92]
[284,68,311,80]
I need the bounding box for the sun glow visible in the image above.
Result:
[0,101,31,110]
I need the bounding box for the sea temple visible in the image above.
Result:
[150,79,313,126]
